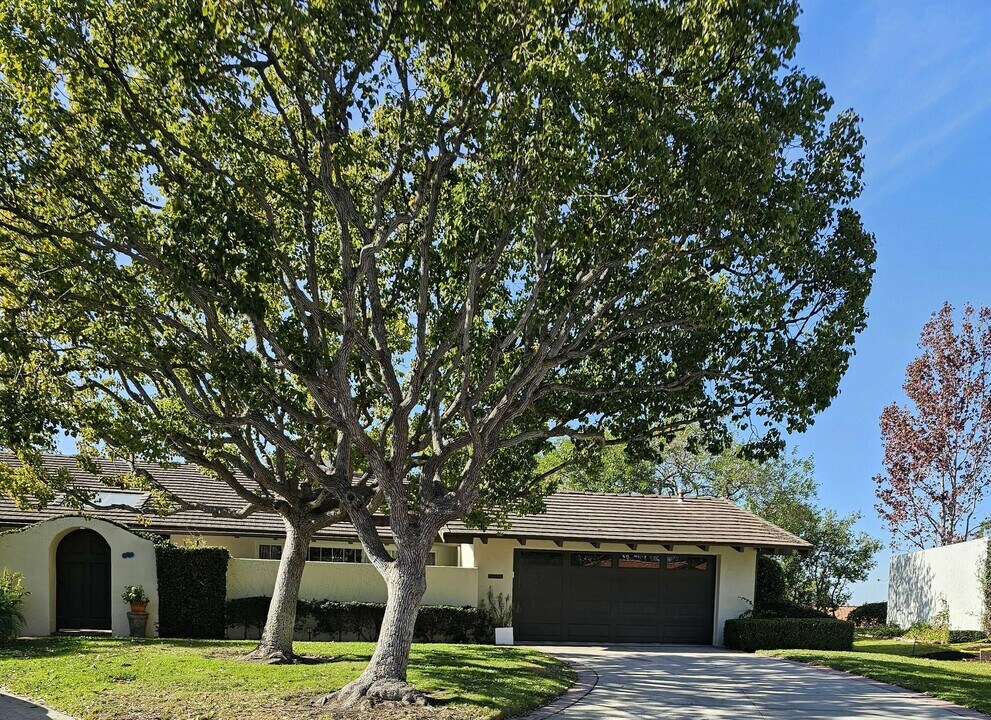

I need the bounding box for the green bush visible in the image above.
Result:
[155,544,229,638]
[415,605,492,643]
[224,596,314,639]
[905,621,950,645]
[754,555,786,609]
[857,623,903,639]
[0,570,27,642]
[948,630,987,643]
[724,618,854,652]
[753,598,830,619]
[310,601,384,641]
[304,600,493,643]
[847,602,887,627]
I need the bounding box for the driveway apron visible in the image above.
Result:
[532,645,987,720]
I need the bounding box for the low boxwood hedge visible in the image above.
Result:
[724,618,854,652]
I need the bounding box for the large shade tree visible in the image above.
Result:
[876,303,991,549]
[0,0,874,705]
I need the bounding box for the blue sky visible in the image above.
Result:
[791,1,991,602]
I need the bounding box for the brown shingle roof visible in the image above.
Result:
[0,454,809,550]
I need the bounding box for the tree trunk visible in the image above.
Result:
[244,519,312,663]
[330,549,429,706]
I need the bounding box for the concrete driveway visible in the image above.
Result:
[532,645,987,719]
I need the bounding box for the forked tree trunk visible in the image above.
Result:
[331,546,430,706]
[245,519,313,663]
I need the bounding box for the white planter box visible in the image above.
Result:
[495,627,514,646]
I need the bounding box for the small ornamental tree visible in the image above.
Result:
[0,0,874,705]
[875,303,991,549]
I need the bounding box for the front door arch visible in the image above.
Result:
[56,529,112,631]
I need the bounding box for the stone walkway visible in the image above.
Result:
[0,690,78,720]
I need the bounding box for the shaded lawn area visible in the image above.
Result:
[0,637,573,720]
[764,638,991,717]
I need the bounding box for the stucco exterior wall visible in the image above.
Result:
[193,533,461,566]
[469,538,756,646]
[0,516,159,637]
[889,537,989,630]
[228,558,478,607]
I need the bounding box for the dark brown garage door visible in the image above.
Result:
[513,549,716,643]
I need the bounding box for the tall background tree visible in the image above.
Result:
[875,303,991,549]
[0,0,874,705]
[544,432,881,611]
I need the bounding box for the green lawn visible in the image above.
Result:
[764,638,991,716]
[0,637,573,720]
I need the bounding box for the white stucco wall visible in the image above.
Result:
[469,538,756,646]
[0,516,159,637]
[889,537,989,631]
[227,558,478,607]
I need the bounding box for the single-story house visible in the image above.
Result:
[0,454,810,646]
[888,537,990,631]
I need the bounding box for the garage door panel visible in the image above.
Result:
[514,549,715,644]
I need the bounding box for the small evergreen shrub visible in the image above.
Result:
[948,630,986,644]
[906,621,950,645]
[414,605,491,643]
[310,601,385,641]
[724,618,854,652]
[856,623,903,639]
[847,602,887,627]
[0,570,27,642]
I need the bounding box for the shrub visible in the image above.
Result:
[724,618,854,652]
[225,596,317,639]
[414,605,492,643]
[754,555,786,609]
[948,630,987,644]
[0,570,27,642]
[753,598,830,619]
[155,544,229,638]
[857,623,903,639]
[310,601,385,641]
[847,602,887,627]
[906,621,950,645]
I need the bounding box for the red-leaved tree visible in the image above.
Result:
[875,303,991,549]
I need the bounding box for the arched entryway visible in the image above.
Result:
[56,529,112,632]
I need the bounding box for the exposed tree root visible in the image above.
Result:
[316,677,429,708]
[242,646,300,665]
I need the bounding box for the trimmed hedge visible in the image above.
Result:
[948,630,987,643]
[227,596,494,643]
[847,602,887,627]
[752,598,830,619]
[724,618,854,652]
[156,544,229,638]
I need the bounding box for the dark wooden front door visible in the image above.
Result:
[56,529,112,631]
[513,549,716,643]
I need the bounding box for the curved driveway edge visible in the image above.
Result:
[0,689,78,720]
[523,644,990,720]
[515,659,598,719]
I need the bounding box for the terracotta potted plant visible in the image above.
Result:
[122,585,149,613]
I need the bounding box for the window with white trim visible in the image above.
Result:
[308,547,363,563]
[258,544,283,560]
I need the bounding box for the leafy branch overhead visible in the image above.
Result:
[0,0,874,702]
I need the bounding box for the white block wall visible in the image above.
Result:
[888,537,989,631]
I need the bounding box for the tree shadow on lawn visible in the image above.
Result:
[794,653,991,715]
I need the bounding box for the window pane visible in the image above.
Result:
[571,553,612,568]
[618,553,661,569]
[270,545,282,560]
[308,547,321,561]
[666,556,709,571]
[259,545,270,560]
[519,550,563,566]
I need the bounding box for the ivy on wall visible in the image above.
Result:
[155,544,229,639]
